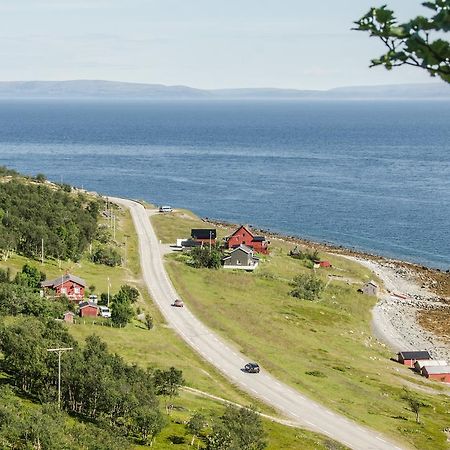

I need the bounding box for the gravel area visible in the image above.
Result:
[346,256,450,362]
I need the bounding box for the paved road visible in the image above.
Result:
[111,197,404,450]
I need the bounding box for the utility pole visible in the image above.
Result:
[113,213,116,241]
[107,276,110,307]
[209,230,212,253]
[124,235,129,266]
[47,347,73,409]
[41,238,44,265]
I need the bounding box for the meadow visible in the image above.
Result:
[152,209,450,450]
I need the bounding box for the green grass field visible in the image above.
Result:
[152,211,450,450]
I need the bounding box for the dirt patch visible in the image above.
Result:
[417,309,450,343]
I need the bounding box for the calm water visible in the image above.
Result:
[0,99,449,269]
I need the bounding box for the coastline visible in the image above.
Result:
[203,216,450,358]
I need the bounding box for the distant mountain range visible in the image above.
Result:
[0,80,448,100]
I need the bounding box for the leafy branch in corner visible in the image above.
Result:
[354,0,450,83]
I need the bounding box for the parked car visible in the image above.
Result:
[98,305,111,318]
[244,362,260,373]
[159,205,173,213]
[172,299,184,307]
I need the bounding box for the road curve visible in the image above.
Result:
[111,197,403,450]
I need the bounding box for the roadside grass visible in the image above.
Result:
[68,317,268,410]
[153,213,450,450]
[132,390,348,450]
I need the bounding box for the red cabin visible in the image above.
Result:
[41,273,86,301]
[314,260,332,268]
[397,351,431,367]
[79,301,99,318]
[422,365,450,383]
[225,225,269,254]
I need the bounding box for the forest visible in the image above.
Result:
[0,169,101,261]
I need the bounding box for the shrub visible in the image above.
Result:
[145,313,154,330]
[290,274,325,301]
[188,245,223,269]
[91,245,121,267]
[111,300,134,327]
[305,370,327,378]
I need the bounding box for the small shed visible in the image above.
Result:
[222,245,259,271]
[79,301,99,318]
[361,280,379,296]
[63,311,75,324]
[414,359,447,372]
[422,365,450,382]
[314,260,332,268]
[397,351,431,367]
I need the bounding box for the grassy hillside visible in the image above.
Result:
[0,195,345,449]
[152,209,450,450]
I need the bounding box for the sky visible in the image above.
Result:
[0,0,440,90]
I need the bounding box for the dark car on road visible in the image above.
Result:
[172,299,184,307]
[244,362,260,373]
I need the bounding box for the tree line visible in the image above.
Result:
[0,175,101,261]
[0,317,178,446]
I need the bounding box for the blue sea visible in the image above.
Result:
[0,99,449,269]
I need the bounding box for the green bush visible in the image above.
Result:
[111,300,134,327]
[290,274,325,301]
[91,245,121,267]
[188,245,223,269]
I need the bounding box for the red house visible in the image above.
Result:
[397,351,431,367]
[422,365,450,383]
[79,301,99,318]
[225,225,269,254]
[41,273,86,301]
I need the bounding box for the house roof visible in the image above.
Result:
[423,365,450,375]
[41,273,86,288]
[398,351,431,360]
[237,244,254,254]
[228,225,254,239]
[79,301,98,309]
[191,229,217,239]
[63,311,75,316]
[252,236,266,242]
[415,360,447,369]
[222,244,259,260]
[181,239,202,247]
